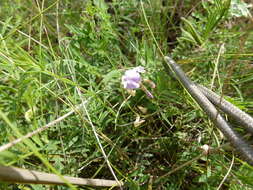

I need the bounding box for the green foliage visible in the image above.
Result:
[0,0,253,189]
[179,0,231,47]
[230,0,252,17]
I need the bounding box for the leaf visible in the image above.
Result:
[229,0,252,18]
[181,17,203,46]
[203,0,231,38]
[101,69,121,85]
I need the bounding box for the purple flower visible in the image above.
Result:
[122,67,145,89]
[121,66,155,98]
[145,90,154,98]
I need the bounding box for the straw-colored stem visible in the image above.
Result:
[0,165,122,187]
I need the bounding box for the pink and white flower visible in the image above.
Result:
[121,66,145,89]
[121,66,155,98]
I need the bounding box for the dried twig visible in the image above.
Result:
[75,87,123,189]
[0,165,122,187]
[217,155,235,190]
[0,101,87,153]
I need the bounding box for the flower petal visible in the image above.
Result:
[121,66,145,90]
[123,70,141,83]
[145,90,154,98]
[123,81,140,89]
[133,66,145,73]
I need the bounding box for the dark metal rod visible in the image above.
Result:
[162,61,253,133]
[197,85,253,134]
[164,56,253,165]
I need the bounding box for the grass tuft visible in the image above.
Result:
[0,0,253,189]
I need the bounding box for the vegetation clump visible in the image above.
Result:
[0,0,253,189]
